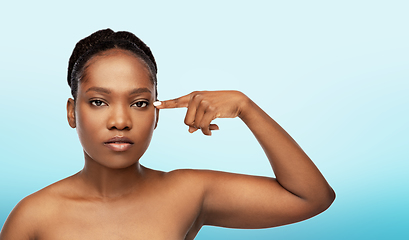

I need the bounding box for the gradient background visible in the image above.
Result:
[0,0,408,239]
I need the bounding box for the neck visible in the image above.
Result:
[77,152,146,199]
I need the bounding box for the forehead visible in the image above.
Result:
[80,49,154,93]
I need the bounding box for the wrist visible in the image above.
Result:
[238,95,256,122]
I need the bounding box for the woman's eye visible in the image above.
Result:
[90,100,106,107]
[132,101,148,108]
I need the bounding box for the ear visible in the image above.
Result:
[154,107,159,130]
[67,98,76,128]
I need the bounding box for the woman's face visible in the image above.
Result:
[67,49,158,169]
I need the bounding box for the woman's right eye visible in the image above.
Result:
[90,100,106,107]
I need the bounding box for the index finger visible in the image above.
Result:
[153,94,190,109]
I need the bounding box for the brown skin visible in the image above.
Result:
[0,49,335,240]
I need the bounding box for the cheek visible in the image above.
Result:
[75,106,105,146]
[133,109,157,134]
[129,109,157,155]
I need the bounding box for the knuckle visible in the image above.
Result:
[201,99,210,105]
[191,92,202,100]
[191,91,199,95]
[207,105,216,112]
[184,118,192,126]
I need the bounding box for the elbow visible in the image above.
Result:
[303,186,335,219]
[314,186,336,214]
[327,187,336,206]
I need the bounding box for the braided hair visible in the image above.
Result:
[67,29,158,100]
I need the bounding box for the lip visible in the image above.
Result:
[104,136,134,152]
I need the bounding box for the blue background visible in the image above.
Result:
[0,1,408,239]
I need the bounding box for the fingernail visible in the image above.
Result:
[153,101,162,106]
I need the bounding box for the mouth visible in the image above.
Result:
[104,136,134,152]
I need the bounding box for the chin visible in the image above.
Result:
[100,158,139,169]
[84,150,143,170]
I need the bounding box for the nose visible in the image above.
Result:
[107,105,132,131]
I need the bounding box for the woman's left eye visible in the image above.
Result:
[132,101,149,108]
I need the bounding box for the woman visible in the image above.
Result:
[0,29,335,240]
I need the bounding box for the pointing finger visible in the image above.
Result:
[153,94,190,109]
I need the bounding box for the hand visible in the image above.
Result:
[154,90,249,136]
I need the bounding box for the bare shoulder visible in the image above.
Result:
[0,176,76,239]
[159,168,223,189]
[0,193,40,239]
[163,168,208,180]
[142,168,208,196]
[158,168,256,192]
[163,168,268,185]
[162,168,228,179]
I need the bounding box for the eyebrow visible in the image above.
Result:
[129,88,151,95]
[86,87,111,94]
[85,87,151,95]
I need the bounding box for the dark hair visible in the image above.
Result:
[67,29,158,99]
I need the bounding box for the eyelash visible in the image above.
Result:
[90,100,106,107]
[90,100,149,108]
[131,101,149,108]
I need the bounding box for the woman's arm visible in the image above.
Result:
[155,90,335,228]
